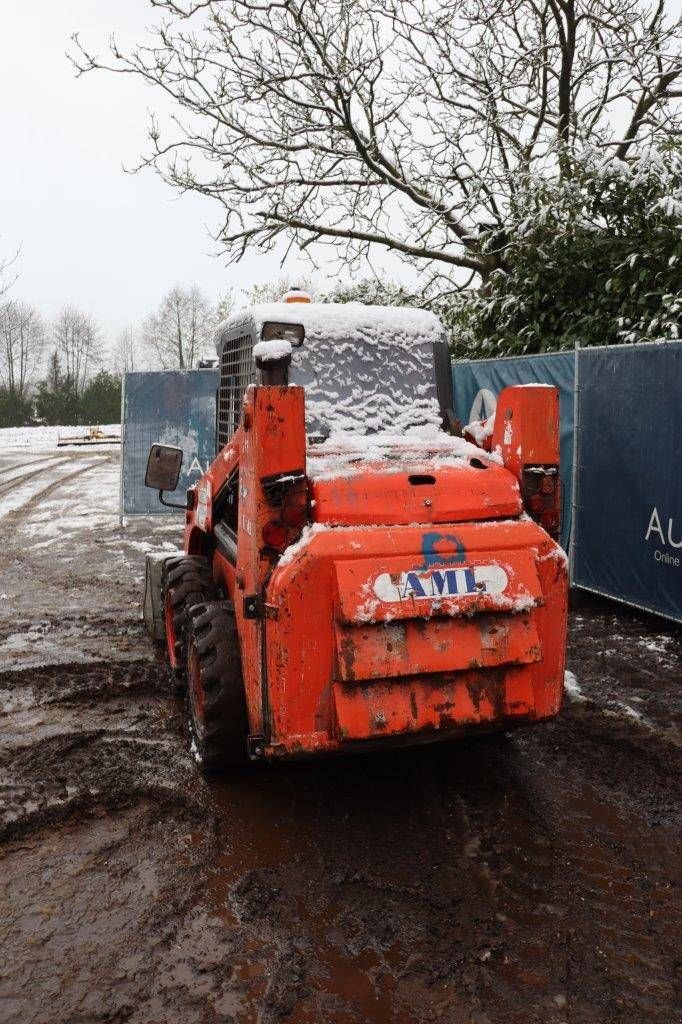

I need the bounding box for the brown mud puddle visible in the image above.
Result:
[186,719,679,1024]
[0,596,679,1023]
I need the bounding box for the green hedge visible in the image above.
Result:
[446,146,682,359]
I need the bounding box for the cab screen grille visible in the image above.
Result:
[218,333,255,449]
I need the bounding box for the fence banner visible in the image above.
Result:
[121,370,218,516]
[572,343,682,622]
[452,351,574,549]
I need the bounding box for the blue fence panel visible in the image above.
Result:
[121,369,218,515]
[573,343,682,622]
[452,351,574,549]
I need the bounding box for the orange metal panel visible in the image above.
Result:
[234,384,308,740]
[332,666,536,741]
[310,460,521,526]
[492,385,560,478]
[253,385,306,481]
[264,519,566,754]
[528,545,568,719]
[334,614,542,683]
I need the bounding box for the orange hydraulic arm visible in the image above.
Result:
[469,385,563,542]
[183,383,309,744]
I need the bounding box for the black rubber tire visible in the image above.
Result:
[162,555,219,694]
[185,600,249,773]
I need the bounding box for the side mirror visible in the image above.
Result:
[145,442,184,501]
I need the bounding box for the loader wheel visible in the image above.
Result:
[162,556,218,694]
[186,601,248,772]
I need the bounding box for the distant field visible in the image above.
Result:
[0,424,121,449]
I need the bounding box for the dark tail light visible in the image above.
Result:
[262,521,289,551]
[260,472,308,555]
[522,466,563,541]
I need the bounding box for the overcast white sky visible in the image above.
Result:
[0,1,318,354]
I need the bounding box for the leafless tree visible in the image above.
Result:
[142,284,217,369]
[0,246,20,302]
[244,276,316,305]
[52,305,102,396]
[214,289,235,325]
[72,0,681,289]
[0,301,45,397]
[112,326,139,376]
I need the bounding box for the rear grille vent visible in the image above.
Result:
[218,333,255,448]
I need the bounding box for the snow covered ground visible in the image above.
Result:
[0,423,121,450]
[0,439,182,669]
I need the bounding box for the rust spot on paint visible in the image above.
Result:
[339,633,357,681]
[466,669,507,718]
[314,681,333,730]
[433,700,455,713]
[409,690,418,720]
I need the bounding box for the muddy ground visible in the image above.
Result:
[0,447,679,1024]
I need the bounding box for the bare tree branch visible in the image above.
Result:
[71,0,682,284]
[142,284,218,369]
[0,301,45,397]
[52,307,102,397]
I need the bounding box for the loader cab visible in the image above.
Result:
[215,302,455,452]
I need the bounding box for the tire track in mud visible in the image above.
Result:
[0,453,80,496]
[558,800,679,1023]
[397,721,680,1024]
[0,453,112,521]
[0,660,204,841]
[0,578,679,1023]
[0,656,220,1024]
[0,456,114,574]
[474,711,681,1024]
[0,799,218,1024]
[0,453,165,670]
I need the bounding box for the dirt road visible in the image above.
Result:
[0,447,679,1024]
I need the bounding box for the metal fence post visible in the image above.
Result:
[119,373,126,528]
[568,340,580,584]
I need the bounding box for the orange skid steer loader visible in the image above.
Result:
[143,299,567,771]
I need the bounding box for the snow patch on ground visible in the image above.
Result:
[613,702,645,724]
[564,670,585,702]
[0,424,120,450]
[124,539,181,555]
[564,669,660,732]
[639,637,670,655]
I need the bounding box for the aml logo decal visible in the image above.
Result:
[373,565,508,603]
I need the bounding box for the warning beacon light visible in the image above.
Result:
[281,288,312,304]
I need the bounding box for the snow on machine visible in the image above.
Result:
[143,295,567,770]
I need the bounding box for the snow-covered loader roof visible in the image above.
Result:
[215,302,446,350]
[215,302,453,444]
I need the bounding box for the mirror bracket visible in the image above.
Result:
[157,489,193,511]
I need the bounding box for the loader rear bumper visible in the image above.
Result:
[260,719,540,760]
[259,668,540,759]
[259,519,568,759]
